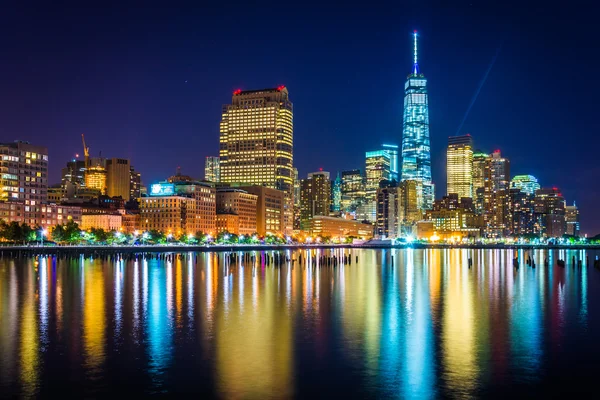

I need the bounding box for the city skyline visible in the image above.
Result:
[1,4,598,233]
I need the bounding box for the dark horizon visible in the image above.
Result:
[1,2,598,233]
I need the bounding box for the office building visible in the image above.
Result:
[143,181,216,235]
[139,195,199,235]
[400,31,434,210]
[446,134,473,199]
[566,202,580,236]
[61,159,86,189]
[205,156,220,182]
[80,213,123,231]
[216,188,258,235]
[293,168,300,207]
[219,86,293,233]
[331,172,341,212]
[472,150,488,214]
[511,175,540,196]
[340,169,365,212]
[85,161,107,193]
[106,158,131,199]
[300,171,331,230]
[308,215,373,240]
[375,181,400,239]
[382,144,399,182]
[238,185,285,236]
[130,167,141,199]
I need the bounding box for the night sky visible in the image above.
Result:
[1,2,598,233]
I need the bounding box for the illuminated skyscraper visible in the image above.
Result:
[365,150,391,198]
[483,150,511,236]
[364,150,391,221]
[331,172,341,212]
[340,169,365,212]
[472,150,488,214]
[565,202,580,236]
[299,171,331,230]
[401,31,434,210]
[219,86,293,233]
[204,156,220,183]
[510,175,540,196]
[382,144,399,182]
[446,134,473,199]
[106,158,131,199]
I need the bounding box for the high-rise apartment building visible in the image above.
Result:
[565,202,580,236]
[106,158,131,199]
[219,86,293,233]
[511,175,540,196]
[483,150,511,237]
[401,31,434,210]
[382,144,399,182]
[0,141,49,225]
[508,188,535,236]
[534,188,566,237]
[446,134,473,199]
[204,156,220,182]
[300,171,331,230]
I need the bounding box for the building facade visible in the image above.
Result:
[106,158,131,199]
[483,150,511,237]
[340,169,365,212]
[219,86,293,233]
[130,167,141,199]
[446,134,473,199]
[382,144,399,182]
[534,188,566,237]
[0,141,49,225]
[511,175,540,196]
[216,188,258,235]
[400,31,434,210]
[308,215,373,240]
[238,185,285,236]
[300,171,331,230]
[565,202,580,236]
[204,156,220,182]
[80,213,123,231]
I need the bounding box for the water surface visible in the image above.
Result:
[1,249,599,398]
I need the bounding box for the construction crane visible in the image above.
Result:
[81,134,89,167]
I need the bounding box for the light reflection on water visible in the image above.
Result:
[0,248,599,398]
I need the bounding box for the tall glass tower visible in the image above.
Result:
[401,31,434,210]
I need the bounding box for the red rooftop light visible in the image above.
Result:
[233,89,242,95]
[277,85,285,91]
[494,149,501,153]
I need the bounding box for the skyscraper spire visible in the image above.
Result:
[412,30,420,75]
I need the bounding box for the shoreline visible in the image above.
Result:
[1,243,599,254]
